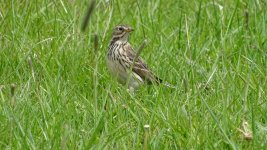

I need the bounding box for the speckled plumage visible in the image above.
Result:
[107,25,163,91]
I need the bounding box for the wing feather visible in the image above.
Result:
[123,43,162,84]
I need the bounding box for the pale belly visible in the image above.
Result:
[106,58,143,90]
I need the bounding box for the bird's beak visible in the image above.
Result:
[126,28,134,32]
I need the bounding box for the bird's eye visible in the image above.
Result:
[118,27,123,31]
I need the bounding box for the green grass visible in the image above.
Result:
[1,0,267,149]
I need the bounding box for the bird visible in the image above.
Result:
[106,25,173,92]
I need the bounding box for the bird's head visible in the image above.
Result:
[111,25,134,42]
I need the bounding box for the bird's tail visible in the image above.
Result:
[154,76,176,89]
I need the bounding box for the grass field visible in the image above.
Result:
[1,0,267,149]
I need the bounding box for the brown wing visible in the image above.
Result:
[123,43,162,84]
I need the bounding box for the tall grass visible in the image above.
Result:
[0,0,266,149]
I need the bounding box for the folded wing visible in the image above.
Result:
[123,44,162,84]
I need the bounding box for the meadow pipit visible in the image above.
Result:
[107,25,172,91]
